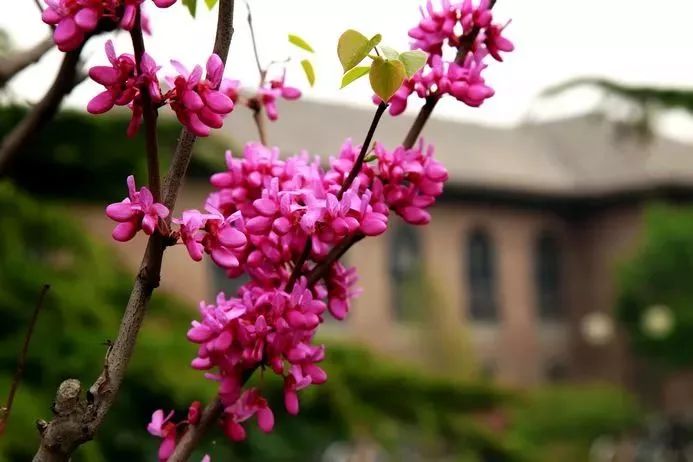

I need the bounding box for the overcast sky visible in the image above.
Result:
[4,0,693,139]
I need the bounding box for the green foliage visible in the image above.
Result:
[0,182,517,461]
[182,0,196,16]
[0,106,232,202]
[341,66,371,89]
[336,31,425,101]
[509,385,641,462]
[288,34,315,53]
[616,204,693,367]
[544,78,693,114]
[337,30,379,72]
[300,59,315,87]
[370,57,406,102]
[399,50,428,78]
[204,0,218,9]
[0,181,208,461]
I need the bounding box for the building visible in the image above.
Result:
[80,100,693,389]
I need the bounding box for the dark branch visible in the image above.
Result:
[130,11,161,200]
[0,284,50,436]
[0,37,54,88]
[338,102,388,197]
[0,44,84,174]
[32,2,236,460]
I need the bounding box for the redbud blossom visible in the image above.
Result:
[377,0,513,115]
[43,0,177,51]
[105,175,169,241]
[167,54,235,136]
[257,73,301,121]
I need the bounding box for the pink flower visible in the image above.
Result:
[256,73,301,121]
[105,175,169,242]
[223,388,274,441]
[152,0,177,7]
[43,0,176,51]
[88,41,163,137]
[168,54,235,137]
[377,0,513,113]
[147,409,177,461]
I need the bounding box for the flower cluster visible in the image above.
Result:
[105,175,169,242]
[119,139,447,448]
[377,0,513,115]
[43,0,176,51]
[109,141,446,450]
[88,41,234,137]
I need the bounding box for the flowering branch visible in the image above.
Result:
[31,2,236,461]
[0,284,50,437]
[311,0,503,285]
[0,37,54,88]
[0,45,84,173]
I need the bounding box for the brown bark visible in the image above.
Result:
[31,1,236,460]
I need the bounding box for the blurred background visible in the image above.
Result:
[1,0,693,461]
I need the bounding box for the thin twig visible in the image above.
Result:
[0,284,50,436]
[244,0,264,81]
[130,10,161,200]
[167,367,256,462]
[33,0,44,14]
[32,2,236,461]
[244,0,268,144]
[338,102,388,197]
[313,1,501,282]
[0,44,84,174]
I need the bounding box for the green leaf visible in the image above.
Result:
[182,0,197,16]
[301,59,316,87]
[289,34,315,53]
[380,45,400,61]
[369,34,382,48]
[369,57,406,102]
[399,50,428,78]
[204,0,218,8]
[340,66,371,89]
[337,29,375,72]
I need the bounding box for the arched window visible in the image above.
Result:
[534,231,562,320]
[467,229,497,321]
[389,220,422,321]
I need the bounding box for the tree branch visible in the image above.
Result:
[244,1,268,145]
[0,37,54,88]
[32,2,236,461]
[130,10,161,200]
[310,1,500,283]
[0,45,83,174]
[0,284,50,436]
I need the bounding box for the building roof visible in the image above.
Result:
[223,99,693,198]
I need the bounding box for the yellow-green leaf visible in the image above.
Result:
[340,66,370,89]
[289,34,315,53]
[399,50,428,78]
[369,34,382,48]
[337,29,374,72]
[182,0,196,16]
[301,59,316,87]
[380,45,400,61]
[369,57,406,102]
[204,0,218,8]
